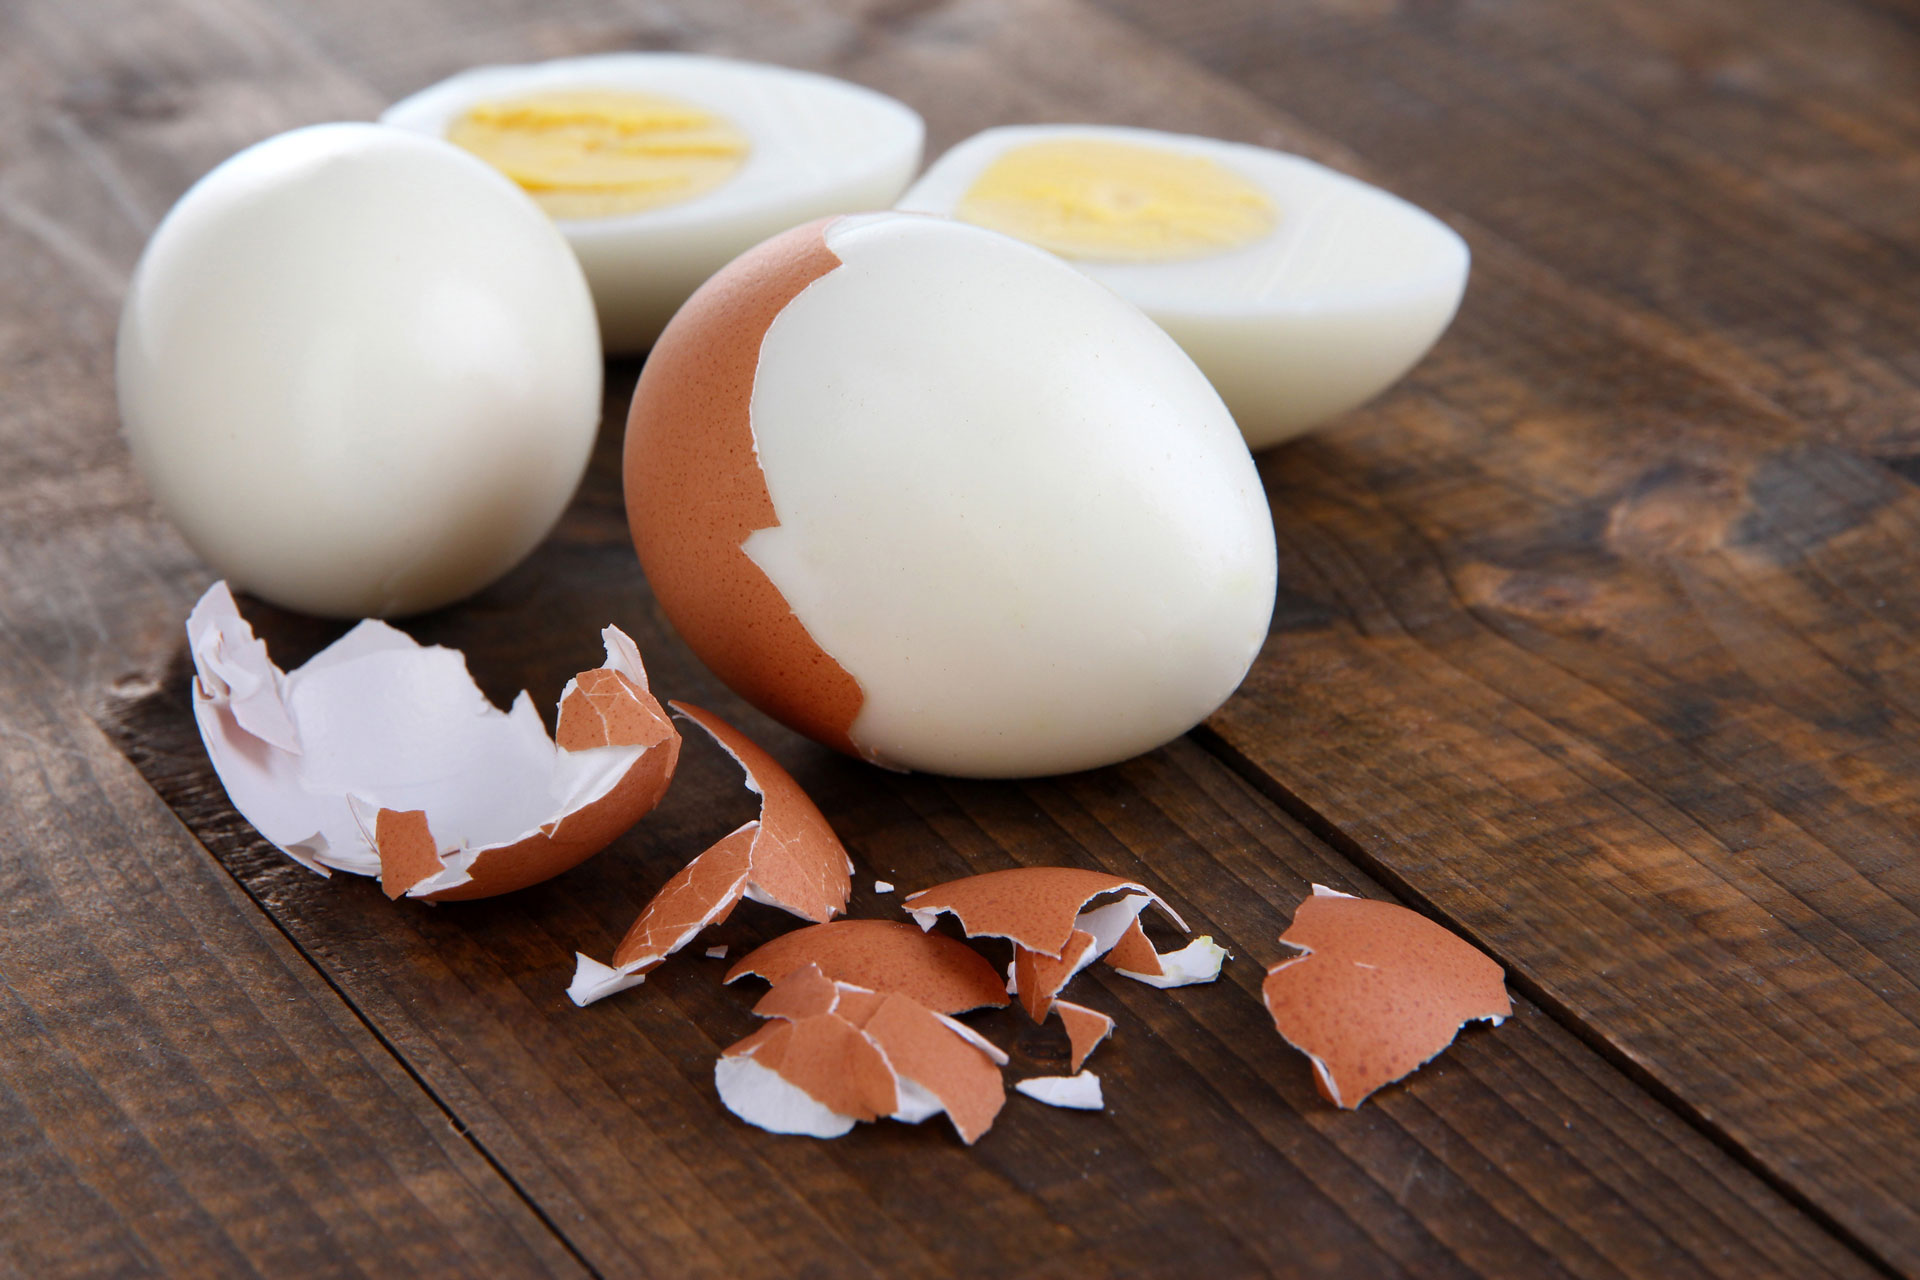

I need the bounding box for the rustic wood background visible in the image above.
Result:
[5,0,1919,1275]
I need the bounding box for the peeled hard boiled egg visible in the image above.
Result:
[118,123,602,618]
[382,54,925,353]
[624,212,1278,778]
[897,125,1470,450]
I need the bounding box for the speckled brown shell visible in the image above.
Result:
[1261,892,1511,1108]
[624,219,865,758]
[725,919,1008,1014]
[903,867,1177,958]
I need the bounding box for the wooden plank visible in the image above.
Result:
[1074,0,1920,1268]
[0,634,584,1277]
[106,588,1877,1278]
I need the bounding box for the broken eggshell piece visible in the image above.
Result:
[716,964,1008,1143]
[568,701,853,1005]
[1262,885,1511,1108]
[1052,999,1114,1072]
[903,867,1220,1020]
[1014,1071,1103,1111]
[187,580,678,900]
[724,919,1008,1014]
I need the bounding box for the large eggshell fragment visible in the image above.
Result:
[624,211,1278,778]
[187,582,678,900]
[1262,886,1511,1108]
[716,964,1007,1144]
[724,920,1008,1014]
[567,703,853,1005]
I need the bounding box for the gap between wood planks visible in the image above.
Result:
[1189,721,1904,1280]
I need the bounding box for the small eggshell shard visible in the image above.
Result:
[1112,935,1229,989]
[898,124,1470,450]
[1262,886,1511,1109]
[625,211,1277,778]
[187,582,678,901]
[724,919,1008,1014]
[1015,1072,1104,1111]
[908,868,1215,1021]
[1010,929,1096,1023]
[384,54,923,354]
[716,965,1007,1144]
[567,705,854,1005]
[904,868,1184,960]
[121,124,602,618]
[1052,1000,1114,1073]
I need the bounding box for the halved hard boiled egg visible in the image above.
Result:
[624,211,1277,778]
[897,125,1470,450]
[383,54,924,352]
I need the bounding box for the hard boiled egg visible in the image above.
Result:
[624,212,1278,778]
[897,125,1470,450]
[383,54,925,352]
[118,123,602,618]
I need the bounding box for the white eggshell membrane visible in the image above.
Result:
[897,125,1470,450]
[742,213,1277,777]
[186,581,662,898]
[383,54,924,352]
[119,124,602,618]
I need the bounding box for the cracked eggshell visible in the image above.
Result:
[624,211,1277,778]
[383,54,923,353]
[121,124,601,618]
[717,965,1008,1144]
[187,581,677,901]
[568,703,853,1006]
[1262,886,1511,1108]
[725,920,1008,1014]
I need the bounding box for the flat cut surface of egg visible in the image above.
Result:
[383,54,924,352]
[118,123,602,618]
[625,212,1277,778]
[897,125,1470,449]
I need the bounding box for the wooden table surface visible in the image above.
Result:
[6,0,1920,1275]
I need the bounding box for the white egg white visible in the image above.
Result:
[897,125,1470,450]
[118,123,602,618]
[741,213,1278,778]
[383,54,924,353]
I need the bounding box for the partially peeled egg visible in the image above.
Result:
[898,125,1470,449]
[624,211,1277,778]
[383,54,924,352]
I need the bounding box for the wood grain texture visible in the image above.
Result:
[107,582,1879,1278]
[0,633,583,1277]
[1083,0,1920,1267]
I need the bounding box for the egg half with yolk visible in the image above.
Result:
[624,211,1278,778]
[897,125,1470,450]
[383,54,924,353]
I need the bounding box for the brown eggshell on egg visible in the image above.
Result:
[1261,887,1511,1109]
[725,919,1008,1014]
[624,220,864,757]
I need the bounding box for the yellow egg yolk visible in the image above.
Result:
[954,139,1277,262]
[447,90,750,219]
